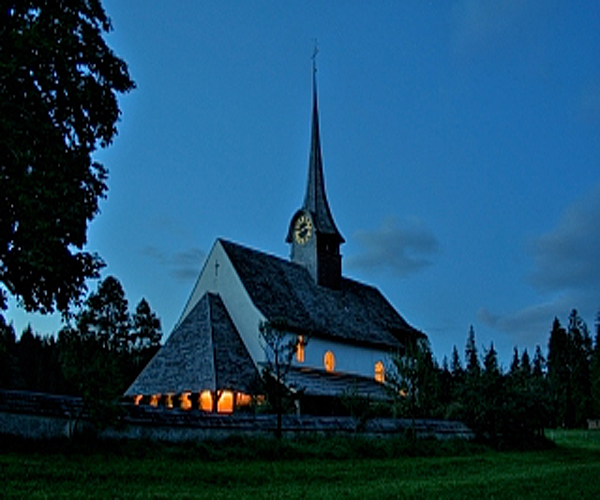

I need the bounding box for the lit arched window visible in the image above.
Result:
[324,350,335,372]
[179,392,192,410]
[149,394,160,407]
[199,390,213,412]
[374,361,385,383]
[217,390,234,413]
[296,335,305,362]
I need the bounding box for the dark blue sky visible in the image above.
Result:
[8,1,600,367]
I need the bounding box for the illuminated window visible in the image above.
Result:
[179,392,192,410]
[199,391,213,412]
[134,395,143,406]
[296,335,305,363]
[375,361,385,383]
[217,390,234,413]
[324,351,335,372]
[165,393,174,409]
[149,394,160,407]
[236,393,252,407]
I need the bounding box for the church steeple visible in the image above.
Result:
[287,54,344,290]
[302,59,345,244]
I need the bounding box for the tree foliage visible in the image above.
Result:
[0,276,161,430]
[258,318,306,438]
[388,338,440,421]
[0,1,135,315]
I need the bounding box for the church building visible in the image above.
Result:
[125,66,426,414]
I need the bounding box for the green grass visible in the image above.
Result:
[2,431,600,498]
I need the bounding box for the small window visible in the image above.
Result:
[149,394,160,407]
[199,390,213,412]
[236,393,252,407]
[296,335,305,363]
[217,390,234,413]
[179,392,192,410]
[324,350,335,372]
[375,361,385,383]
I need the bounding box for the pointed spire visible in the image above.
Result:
[302,49,344,243]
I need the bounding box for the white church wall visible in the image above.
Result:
[292,335,393,380]
[176,240,266,364]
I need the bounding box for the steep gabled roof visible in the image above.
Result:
[125,292,259,396]
[219,239,424,350]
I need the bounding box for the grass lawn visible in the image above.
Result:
[2,431,600,499]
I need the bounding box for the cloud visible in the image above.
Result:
[478,300,564,347]
[142,246,206,281]
[480,185,600,344]
[528,185,600,294]
[450,0,538,58]
[348,216,440,277]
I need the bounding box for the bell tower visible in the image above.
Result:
[286,54,345,290]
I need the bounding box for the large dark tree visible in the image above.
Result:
[0,1,135,315]
[567,309,592,426]
[547,317,571,427]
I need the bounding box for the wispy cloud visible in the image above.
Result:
[450,0,541,59]
[480,185,600,344]
[528,185,600,294]
[348,216,440,277]
[142,246,206,281]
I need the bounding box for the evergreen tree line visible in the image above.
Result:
[389,309,600,444]
[0,276,162,403]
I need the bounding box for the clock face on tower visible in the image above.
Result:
[293,213,313,245]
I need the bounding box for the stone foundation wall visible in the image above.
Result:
[0,389,474,442]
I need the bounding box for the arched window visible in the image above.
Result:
[374,361,385,383]
[199,390,213,412]
[179,392,192,410]
[217,390,234,413]
[296,335,305,363]
[324,350,335,372]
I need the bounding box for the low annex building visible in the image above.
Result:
[125,66,426,414]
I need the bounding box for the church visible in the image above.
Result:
[125,66,426,415]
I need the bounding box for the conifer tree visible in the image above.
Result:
[465,325,480,377]
[547,317,570,427]
[567,309,592,426]
[591,311,600,417]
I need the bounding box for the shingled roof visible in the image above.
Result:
[220,239,425,350]
[285,366,391,400]
[125,292,259,396]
